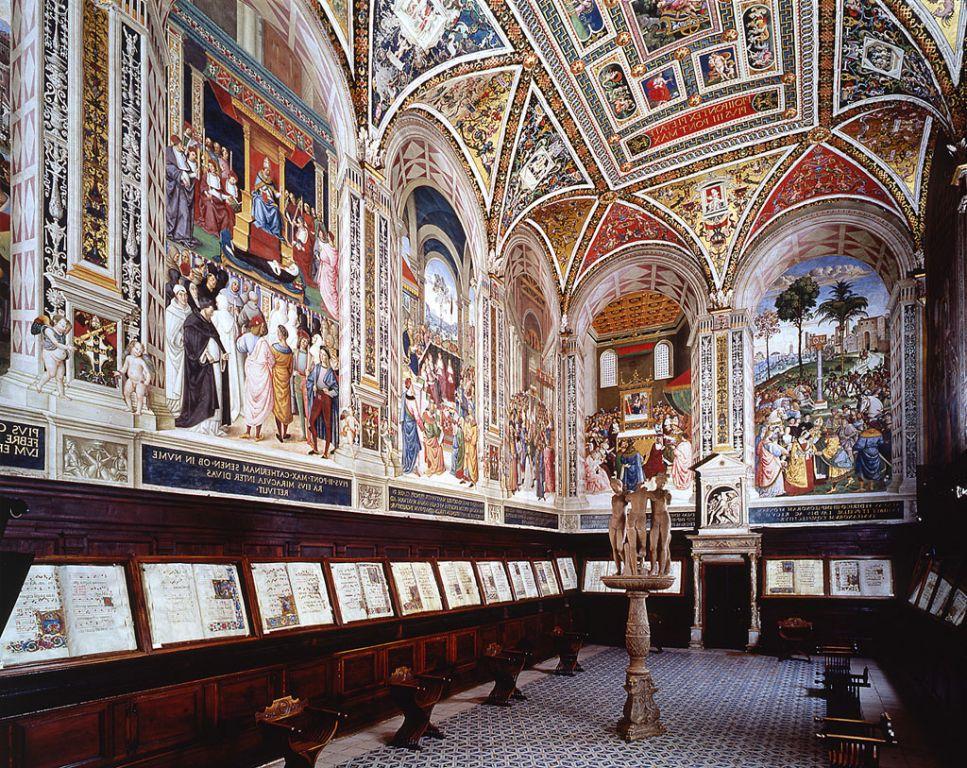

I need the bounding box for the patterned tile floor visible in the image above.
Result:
[261,646,943,768]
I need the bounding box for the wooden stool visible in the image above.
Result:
[551,626,587,676]
[388,666,451,751]
[256,696,344,768]
[482,642,529,706]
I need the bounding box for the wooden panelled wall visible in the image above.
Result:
[572,524,917,653]
[0,476,932,767]
[0,477,577,768]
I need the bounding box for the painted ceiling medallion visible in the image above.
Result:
[644,148,791,284]
[808,126,831,143]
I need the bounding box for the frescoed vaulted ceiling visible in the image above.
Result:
[315,0,965,304]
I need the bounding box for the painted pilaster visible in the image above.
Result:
[559,331,586,508]
[889,277,924,494]
[5,0,45,381]
[692,309,753,465]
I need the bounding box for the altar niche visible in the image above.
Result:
[585,296,693,510]
[399,185,480,489]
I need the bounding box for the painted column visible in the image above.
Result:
[748,552,761,649]
[559,331,587,508]
[689,553,702,649]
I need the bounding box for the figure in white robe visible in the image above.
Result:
[212,294,242,424]
[164,286,192,413]
[236,318,275,440]
[313,232,340,321]
[671,437,694,491]
[284,305,300,350]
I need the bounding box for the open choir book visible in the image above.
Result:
[437,561,481,608]
[533,560,561,597]
[507,561,540,599]
[829,559,893,598]
[250,562,335,632]
[475,561,515,604]
[764,559,825,596]
[1,564,137,668]
[141,562,250,647]
[556,557,579,591]
[390,562,443,616]
[329,562,394,623]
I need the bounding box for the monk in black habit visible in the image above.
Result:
[176,298,227,429]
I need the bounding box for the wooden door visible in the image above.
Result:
[703,562,750,650]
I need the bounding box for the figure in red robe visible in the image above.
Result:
[644,438,667,480]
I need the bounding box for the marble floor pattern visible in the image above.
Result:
[261,646,943,768]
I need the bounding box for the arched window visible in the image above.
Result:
[600,349,617,388]
[654,340,673,380]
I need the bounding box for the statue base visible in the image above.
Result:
[602,574,675,742]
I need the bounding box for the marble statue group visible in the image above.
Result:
[609,473,672,577]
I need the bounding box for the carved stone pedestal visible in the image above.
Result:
[601,574,675,741]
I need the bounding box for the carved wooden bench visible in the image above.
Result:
[816,712,896,767]
[482,642,529,706]
[551,626,587,676]
[819,644,858,676]
[256,696,345,768]
[777,617,813,662]
[388,666,451,751]
[819,666,870,720]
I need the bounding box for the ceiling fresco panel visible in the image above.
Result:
[526,196,599,281]
[835,103,933,205]
[411,66,521,204]
[749,143,902,238]
[835,0,946,120]
[906,0,967,84]
[508,0,815,186]
[642,146,792,285]
[580,200,687,276]
[369,0,512,131]
[499,83,593,240]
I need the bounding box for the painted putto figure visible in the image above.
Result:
[115,341,153,416]
[31,314,73,399]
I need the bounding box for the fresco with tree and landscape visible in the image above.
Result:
[753,256,892,498]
